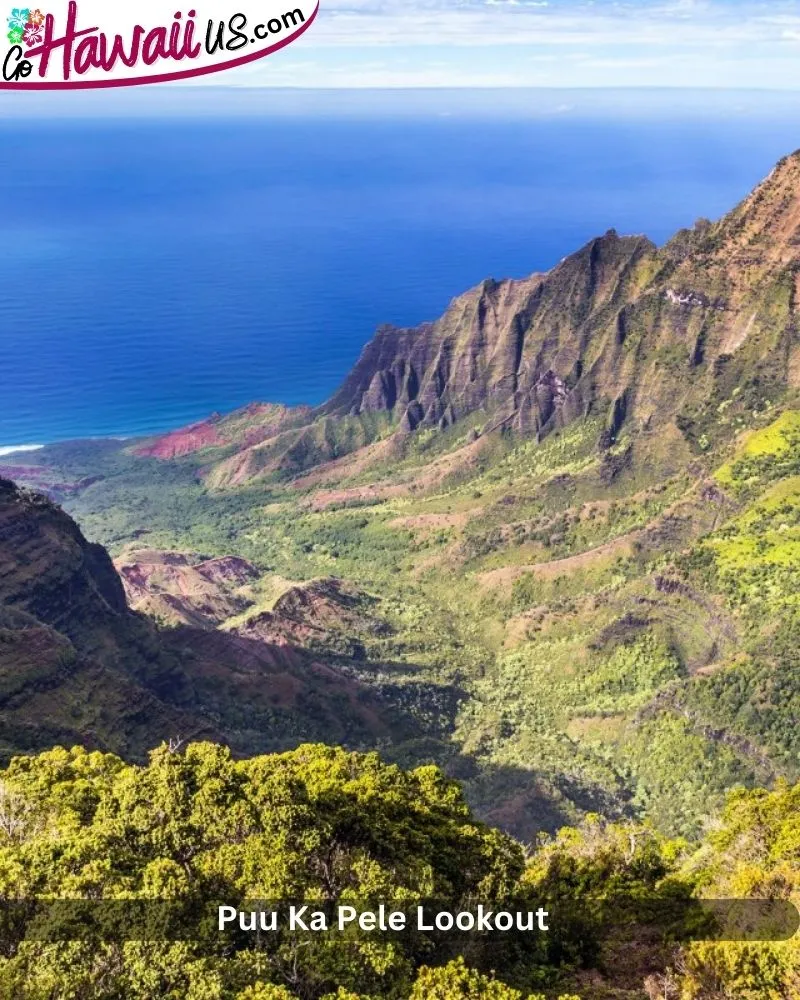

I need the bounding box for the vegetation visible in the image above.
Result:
[16,405,800,844]
[6,152,800,996]
[0,742,796,999]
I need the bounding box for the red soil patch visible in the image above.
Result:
[134,419,224,459]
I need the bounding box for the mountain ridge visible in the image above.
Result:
[118,150,800,488]
[4,151,800,842]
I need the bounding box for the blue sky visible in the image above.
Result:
[232,0,800,87]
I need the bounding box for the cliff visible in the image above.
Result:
[128,152,800,486]
[0,480,415,760]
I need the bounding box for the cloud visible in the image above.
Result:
[235,0,800,88]
[306,0,800,48]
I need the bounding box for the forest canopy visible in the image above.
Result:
[0,742,797,999]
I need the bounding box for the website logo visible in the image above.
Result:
[2,0,318,88]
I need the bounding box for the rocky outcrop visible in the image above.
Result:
[233,578,390,657]
[115,550,259,628]
[0,482,412,760]
[0,478,128,641]
[317,154,800,452]
[0,478,212,759]
[322,233,656,442]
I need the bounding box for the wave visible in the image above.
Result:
[0,445,45,458]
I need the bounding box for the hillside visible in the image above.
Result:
[0,479,420,763]
[4,152,800,842]
[114,151,800,488]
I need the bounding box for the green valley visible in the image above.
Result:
[3,150,800,997]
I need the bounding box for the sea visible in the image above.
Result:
[2,87,800,449]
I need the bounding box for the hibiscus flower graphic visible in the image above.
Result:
[6,24,23,44]
[27,7,44,25]
[23,20,41,44]
[6,8,30,30]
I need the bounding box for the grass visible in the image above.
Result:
[716,410,800,489]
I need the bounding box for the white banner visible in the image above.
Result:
[2,0,318,88]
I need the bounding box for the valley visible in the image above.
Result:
[4,152,800,847]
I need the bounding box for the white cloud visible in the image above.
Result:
[234,0,800,88]
[293,0,800,50]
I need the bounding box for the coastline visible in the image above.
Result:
[0,445,45,458]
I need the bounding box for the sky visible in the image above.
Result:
[229,0,800,88]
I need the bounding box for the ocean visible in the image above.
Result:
[2,88,800,448]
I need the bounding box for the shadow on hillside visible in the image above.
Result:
[378,737,605,843]
[161,627,470,760]
[166,629,627,844]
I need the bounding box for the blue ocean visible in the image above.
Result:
[2,88,800,448]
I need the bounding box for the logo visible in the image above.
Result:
[2,0,318,88]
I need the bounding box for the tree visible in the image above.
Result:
[0,743,524,999]
[409,958,524,999]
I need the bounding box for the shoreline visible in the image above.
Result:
[0,445,45,458]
